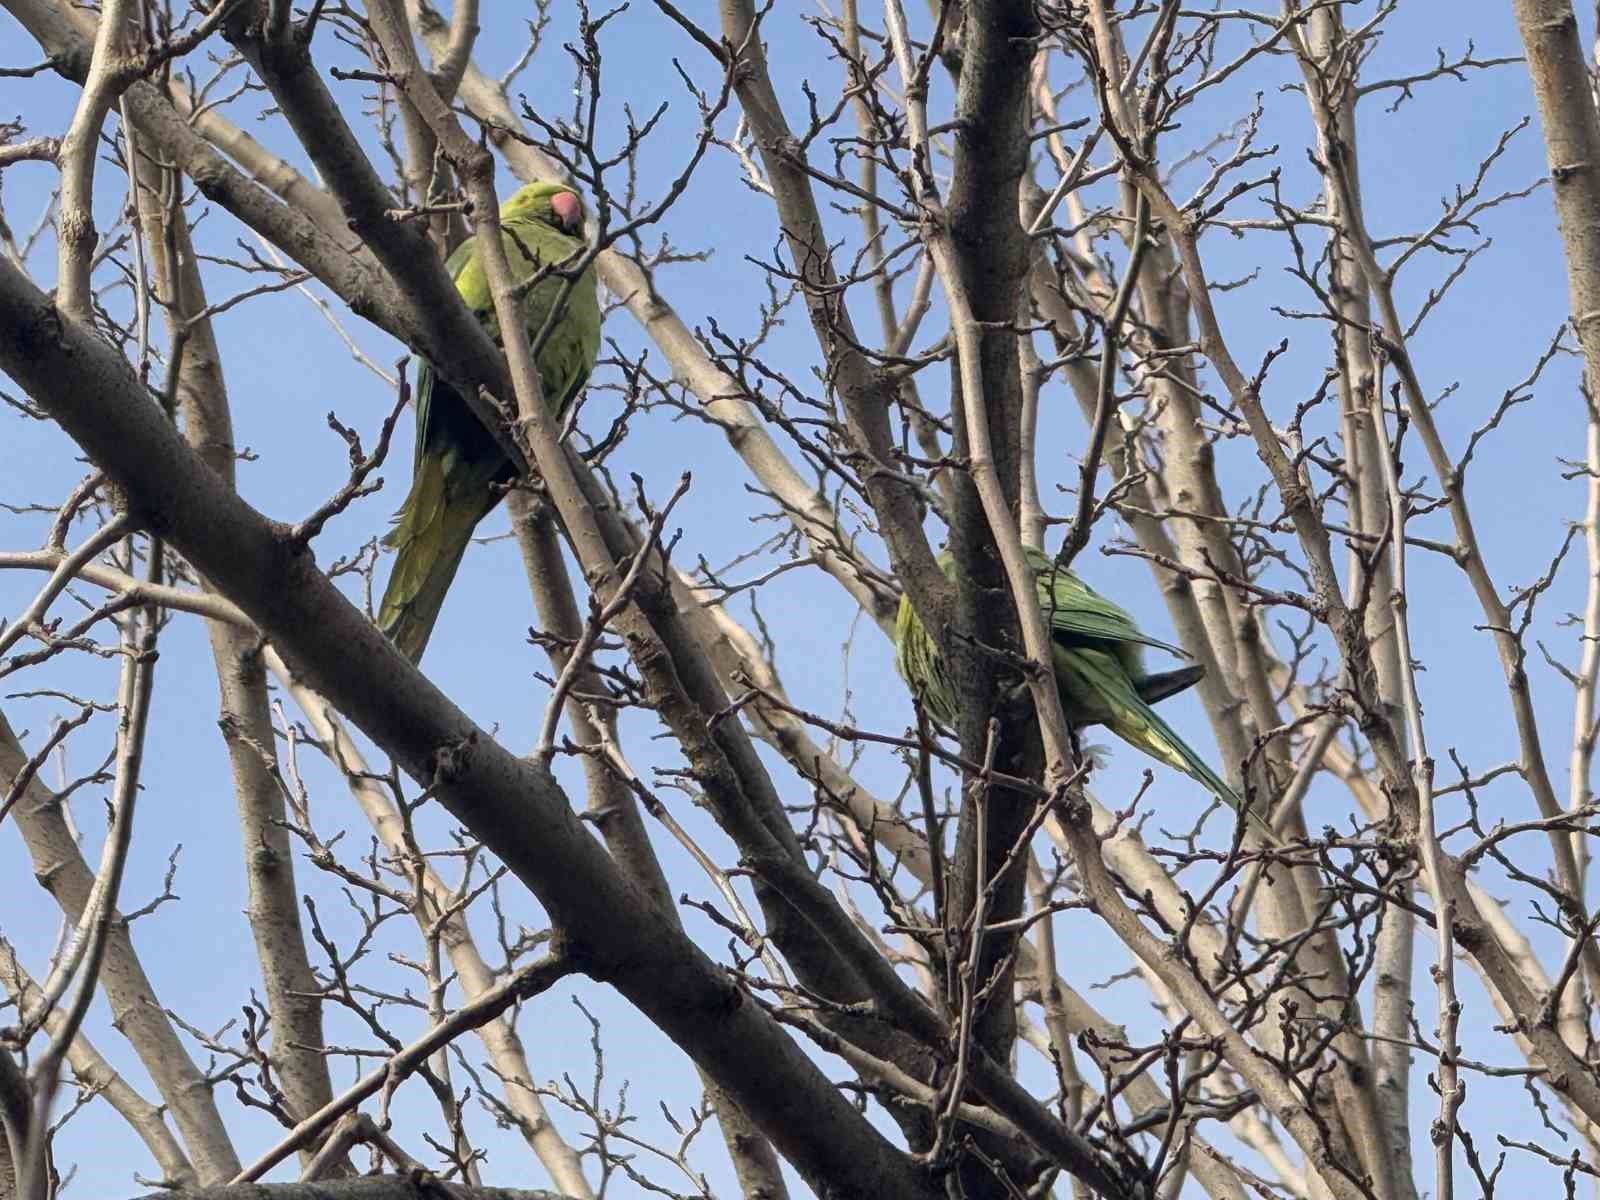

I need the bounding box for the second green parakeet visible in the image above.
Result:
[378,180,601,662]
[895,547,1273,839]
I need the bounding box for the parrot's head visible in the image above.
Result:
[503,180,586,235]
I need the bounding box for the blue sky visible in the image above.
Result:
[2,2,1597,1196]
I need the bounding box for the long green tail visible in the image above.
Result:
[377,450,499,664]
[1060,645,1278,842]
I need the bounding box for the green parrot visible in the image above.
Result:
[378,180,601,663]
[894,547,1275,839]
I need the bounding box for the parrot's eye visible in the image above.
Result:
[549,191,582,233]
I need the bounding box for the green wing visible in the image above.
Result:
[1024,547,1186,665]
[1024,549,1270,833]
[377,206,601,663]
[1056,642,1272,835]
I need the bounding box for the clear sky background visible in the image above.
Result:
[2,2,1597,1196]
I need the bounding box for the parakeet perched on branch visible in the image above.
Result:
[378,181,601,663]
[894,547,1274,839]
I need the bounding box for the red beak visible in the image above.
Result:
[549,190,582,233]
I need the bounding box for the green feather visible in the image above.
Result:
[893,549,1277,841]
[1029,550,1187,663]
[377,180,602,663]
[379,446,500,663]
